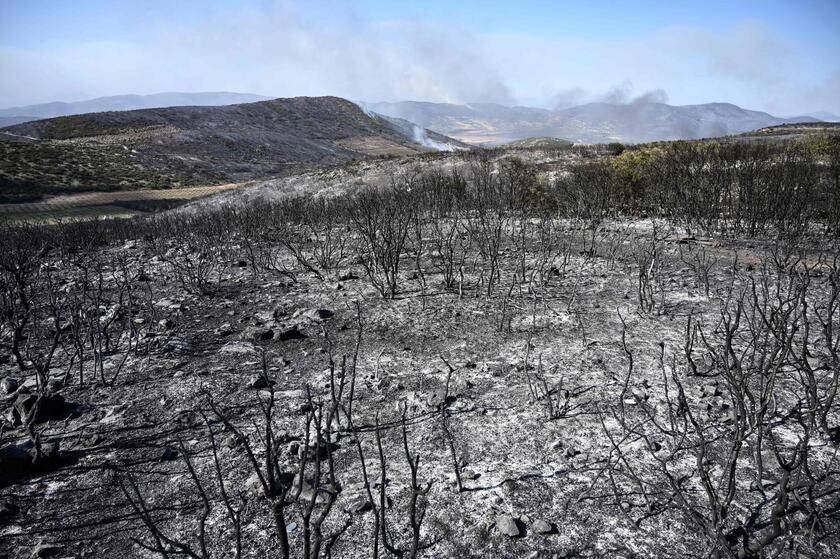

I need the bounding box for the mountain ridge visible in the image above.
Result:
[369,99,821,145]
[0,96,462,202]
[0,92,273,122]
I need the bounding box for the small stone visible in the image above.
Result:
[246,473,263,497]
[286,521,298,533]
[223,433,243,449]
[1,377,19,395]
[349,497,373,513]
[462,468,480,481]
[495,515,522,538]
[532,519,553,534]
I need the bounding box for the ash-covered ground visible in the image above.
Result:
[1,146,839,559]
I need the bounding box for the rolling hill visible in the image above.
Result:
[0,96,462,202]
[369,100,820,145]
[0,92,272,124]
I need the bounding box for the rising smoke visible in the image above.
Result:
[412,125,455,152]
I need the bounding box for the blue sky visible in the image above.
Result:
[1,0,838,114]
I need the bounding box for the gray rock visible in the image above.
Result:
[305,308,335,321]
[246,472,263,497]
[348,497,373,513]
[158,318,175,330]
[1,377,19,395]
[46,379,62,394]
[495,514,522,537]
[10,393,68,426]
[246,326,274,342]
[296,480,331,504]
[532,519,553,534]
[462,468,480,481]
[35,441,60,462]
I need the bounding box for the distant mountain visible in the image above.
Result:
[803,111,840,123]
[0,92,273,124]
[736,121,840,141]
[499,137,573,149]
[367,101,551,145]
[369,100,821,145]
[0,96,463,200]
[0,116,38,128]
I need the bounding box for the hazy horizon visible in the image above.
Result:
[1,0,838,115]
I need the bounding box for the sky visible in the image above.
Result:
[0,0,838,115]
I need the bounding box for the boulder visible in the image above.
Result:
[495,514,522,538]
[10,392,68,426]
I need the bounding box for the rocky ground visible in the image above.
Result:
[1,153,838,559]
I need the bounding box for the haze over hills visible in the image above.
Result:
[0,96,462,202]
[369,100,821,145]
[0,92,272,127]
[0,91,827,146]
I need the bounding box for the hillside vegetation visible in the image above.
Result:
[0,96,457,202]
